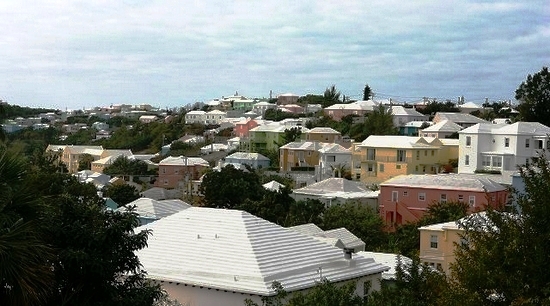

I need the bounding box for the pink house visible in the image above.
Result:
[156,156,210,189]
[234,118,259,138]
[279,104,305,115]
[378,173,507,228]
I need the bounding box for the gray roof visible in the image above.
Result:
[380,174,507,192]
[421,120,463,133]
[119,198,192,220]
[295,178,368,194]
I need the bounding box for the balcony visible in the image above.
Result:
[361,156,408,163]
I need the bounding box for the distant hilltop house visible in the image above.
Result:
[136,207,389,306]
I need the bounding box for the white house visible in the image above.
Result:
[135,207,388,306]
[317,143,352,180]
[252,101,277,116]
[458,122,550,176]
[205,110,227,125]
[185,110,206,124]
[433,112,487,128]
[419,120,463,138]
[292,178,379,209]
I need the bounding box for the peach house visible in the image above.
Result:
[379,173,507,227]
[156,156,210,189]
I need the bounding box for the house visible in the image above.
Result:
[46,145,104,173]
[277,93,300,105]
[390,106,428,128]
[358,252,414,281]
[200,143,228,155]
[139,115,158,124]
[379,173,507,227]
[234,118,259,138]
[141,187,183,200]
[279,104,304,115]
[399,121,431,136]
[156,156,210,189]
[317,143,352,180]
[223,152,271,169]
[74,170,111,189]
[433,112,487,128]
[205,110,227,125]
[252,102,277,116]
[231,97,259,112]
[117,198,191,225]
[323,100,377,121]
[305,127,343,143]
[458,122,550,177]
[279,141,325,171]
[419,120,462,138]
[185,110,206,124]
[351,136,459,184]
[135,207,389,306]
[457,102,492,114]
[248,123,307,153]
[288,223,366,252]
[90,149,134,173]
[292,178,379,209]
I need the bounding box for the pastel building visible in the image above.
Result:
[351,136,459,184]
[156,156,210,189]
[379,174,507,227]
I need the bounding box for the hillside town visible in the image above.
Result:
[2,66,550,305]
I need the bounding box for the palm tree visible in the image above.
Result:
[323,85,341,108]
[0,149,53,305]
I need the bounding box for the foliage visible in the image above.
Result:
[449,150,550,305]
[323,85,341,108]
[199,165,266,208]
[78,153,95,171]
[369,258,448,306]
[103,184,141,206]
[363,84,373,101]
[281,127,303,145]
[0,103,56,121]
[349,104,398,141]
[417,100,460,116]
[237,186,295,226]
[103,156,150,176]
[0,147,162,305]
[264,109,300,121]
[320,203,387,251]
[297,94,325,107]
[515,66,550,126]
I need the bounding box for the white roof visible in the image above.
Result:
[460,121,550,135]
[159,156,209,166]
[391,106,427,117]
[435,112,487,124]
[226,152,270,161]
[380,173,507,192]
[357,252,413,280]
[458,102,483,109]
[119,198,191,220]
[318,143,351,154]
[421,120,463,133]
[294,178,371,195]
[287,223,324,236]
[262,180,285,191]
[307,127,341,134]
[320,228,365,250]
[186,110,206,115]
[359,136,440,149]
[136,207,388,295]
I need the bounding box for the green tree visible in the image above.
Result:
[103,156,150,177]
[515,66,550,126]
[363,84,373,101]
[280,127,302,146]
[350,105,398,141]
[449,150,550,305]
[323,85,341,108]
[78,153,95,171]
[320,203,387,250]
[199,165,266,208]
[0,149,54,305]
[103,184,141,206]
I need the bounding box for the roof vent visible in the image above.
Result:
[343,248,354,260]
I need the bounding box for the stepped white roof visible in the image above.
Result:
[421,120,462,133]
[159,156,209,166]
[119,198,191,220]
[380,174,506,192]
[136,207,388,295]
[262,180,285,191]
[359,135,440,149]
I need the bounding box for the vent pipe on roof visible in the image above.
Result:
[343,248,353,260]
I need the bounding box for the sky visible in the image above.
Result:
[0,1,548,110]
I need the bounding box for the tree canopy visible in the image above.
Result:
[363,84,373,101]
[515,66,550,126]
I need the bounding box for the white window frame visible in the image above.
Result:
[430,235,438,249]
[440,193,447,203]
[465,155,469,166]
[469,195,476,206]
[418,193,426,201]
[505,137,510,147]
[392,191,399,202]
[466,136,471,147]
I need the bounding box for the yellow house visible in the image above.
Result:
[305,127,342,143]
[279,141,326,172]
[46,145,104,173]
[351,136,458,184]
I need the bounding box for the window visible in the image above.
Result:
[416,151,420,160]
[469,195,476,206]
[430,235,438,249]
[367,164,374,172]
[436,263,442,271]
[465,155,469,166]
[415,165,419,172]
[418,193,426,201]
[482,156,491,166]
[538,140,543,149]
[492,156,502,167]
[367,149,376,160]
[392,191,399,202]
[397,150,406,162]
[396,164,402,169]
[163,180,168,186]
[458,194,464,201]
[505,137,510,147]
[466,136,471,146]
[162,168,166,174]
[174,169,179,174]
[440,193,447,203]
[308,151,311,156]
[525,138,530,148]
[356,173,361,179]
[379,164,384,172]
[424,150,428,156]
[327,155,336,162]
[403,191,408,197]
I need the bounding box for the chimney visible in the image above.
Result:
[343,248,353,260]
